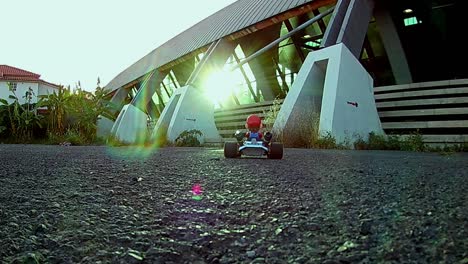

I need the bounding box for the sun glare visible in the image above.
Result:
[203,69,237,105]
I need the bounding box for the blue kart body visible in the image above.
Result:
[224,135,283,159]
[239,139,269,157]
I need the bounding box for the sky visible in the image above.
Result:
[1,0,238,92]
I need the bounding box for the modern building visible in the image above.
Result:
[100,0,467,147]
[0,65,60,105]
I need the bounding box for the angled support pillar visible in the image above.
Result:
[108,87,131,115]
[172,58,195,86]
[374,2,412,84]
[272,43,384,147]
[152,38,236,144]
[97,87,130,139]
[111,70,166,144]
[96,116,115,139]
[321,0,375,59]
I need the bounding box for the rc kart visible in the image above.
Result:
[224,131,283,159]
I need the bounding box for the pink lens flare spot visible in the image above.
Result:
[192,184,203,195]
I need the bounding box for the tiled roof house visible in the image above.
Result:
[0,65,60,105]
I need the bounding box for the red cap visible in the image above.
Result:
[246,114,262,128]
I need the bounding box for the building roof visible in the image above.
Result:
[105,0,324,92]
[0,65,41,81]
[0,65,60,88]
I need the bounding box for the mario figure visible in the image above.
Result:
[245,114,263,141]
[234,114,273,145]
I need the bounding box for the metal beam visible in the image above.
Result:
[168,71,179,89]
[233,52,259,103]
[273,58,289,94]
[312,9,328,34]
[231,6,335,72]
[284,19,306,62]
[161,82,171,98]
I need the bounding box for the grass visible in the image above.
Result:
[263,102,466,152]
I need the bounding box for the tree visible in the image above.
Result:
[39,85,71,136]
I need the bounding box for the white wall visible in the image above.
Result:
[38,83,60,97]
[0,81,40,105]
[111,104,148,144]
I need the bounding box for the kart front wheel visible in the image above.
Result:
[267,142,283,159]
[224,142,239,158]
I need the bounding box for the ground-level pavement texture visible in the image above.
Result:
[0,144,466,264]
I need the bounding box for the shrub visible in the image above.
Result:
[175,129,203,147]
[400,130,425,152]
[313,131,337,149]
[105,134,131,147]
[368,132,387,150]
[46,132,63,145]
[64,129,86,146]
[386,134,402,150]
[262,97,282,132]
[151,124,172,147]
[353,134,368,150]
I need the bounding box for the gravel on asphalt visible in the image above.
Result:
[0,144,467,264]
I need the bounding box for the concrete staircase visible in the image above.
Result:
[214,100,283,141]
[214,79,468,147]
[375,79,468,146]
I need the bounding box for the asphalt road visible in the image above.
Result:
[0,144,467,263]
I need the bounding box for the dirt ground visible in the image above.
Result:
[0,144,467,264]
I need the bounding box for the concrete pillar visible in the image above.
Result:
[321,0,350,48]
[96,115,115,139]
[111,104,148,144]
[107,87,130,115]
[273,43,384,147]
[172,58,195,86]
[131,71,167,113]
[374,3,413,84]
[152,85,221,144]
[152,38,236,144]
[111,71,166,144]
[96,87,130,139]
[321,0,375,59]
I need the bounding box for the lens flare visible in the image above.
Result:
[105,143,159,161]
[192,184,203,200]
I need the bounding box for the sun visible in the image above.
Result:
[203,69,237,105]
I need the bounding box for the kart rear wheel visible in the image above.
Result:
[267,142,283,159]
[224,142,239,158]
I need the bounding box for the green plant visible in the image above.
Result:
[459,143,468,152]
[64,128,86,145]
[400,130,425,152]
[45,131,64,145]
[262,97,282,132]
[368,132,388,150]
[386,134,401,150]
[268,104,340,149]
[39,85,71,136]
[314,131,337,149]
[2,84,44,142]
[0,98,15,137]
[105,134,128,147]
[175,129,203,147]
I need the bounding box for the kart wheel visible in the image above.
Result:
[224,142,239,158]
[267,142,283,159]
